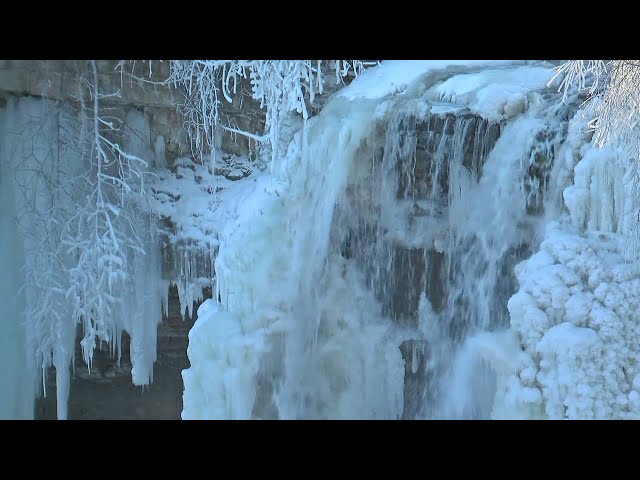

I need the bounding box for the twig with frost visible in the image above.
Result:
[61,61,151,368]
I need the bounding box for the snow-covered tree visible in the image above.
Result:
[11,61,157,418]
[63,61,151,367]
[555,61,640,152]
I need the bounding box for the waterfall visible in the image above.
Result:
[183,61,574,419]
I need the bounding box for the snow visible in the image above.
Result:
[338,60,530,101]
[149,153,268,320]
[425,65,557,121]
[150,155,259,247]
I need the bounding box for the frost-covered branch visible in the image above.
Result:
[62,61,150,368]
[165,60,375,162]
[111,59,376,163]
[553,60,640,153]
[552,60,609,102]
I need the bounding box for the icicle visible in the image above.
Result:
[0,100,36,419]
[154,135,166,169]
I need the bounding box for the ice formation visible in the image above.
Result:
[0,103,36,419]
[0,88,260,418]
[149,152,259,318]
[486,135,640,419]
[183,95,407,419]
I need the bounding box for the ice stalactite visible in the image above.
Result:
[116,218,166,386]
[93,108,169,388]
[0,97,80,419]
[0,101,36,419]
[170,242,214,320]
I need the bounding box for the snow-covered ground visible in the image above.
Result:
[149,155,262,247]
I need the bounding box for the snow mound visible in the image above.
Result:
[498,222,640,419]
[182,299,266,419]
[425,65,557,121]
[149,155,259,246]
[338,60,529,101]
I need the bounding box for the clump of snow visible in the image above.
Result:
[149,154,262,317]
[425,65,557,122]
[338,60,530,101]
[150,155,259,246]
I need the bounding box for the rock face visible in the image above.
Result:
[35,285,205,420]
[0,60,267,164]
